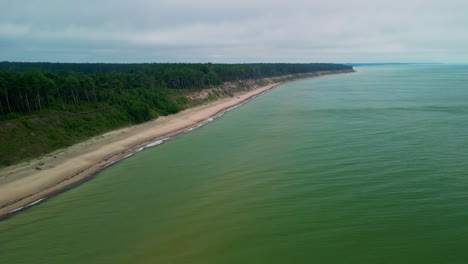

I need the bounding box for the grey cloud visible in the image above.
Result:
[1,0,468,62]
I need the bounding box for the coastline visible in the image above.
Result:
[0,69,354,218]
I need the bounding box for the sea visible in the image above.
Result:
[2,65,468,263]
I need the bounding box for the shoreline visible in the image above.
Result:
[0,69,354,219]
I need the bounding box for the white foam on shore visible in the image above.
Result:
[7,198,45,214]
[145,140,164,148]
[103,160,117,168]
[185,123,205,132]
[145,137,170,148]
[136,147,144,152]
[123,153,134,159]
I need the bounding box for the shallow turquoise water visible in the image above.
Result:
[2,65,468,263]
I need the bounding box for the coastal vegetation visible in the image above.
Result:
[0,62,352,166]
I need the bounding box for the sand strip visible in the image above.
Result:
[0,70,354,218]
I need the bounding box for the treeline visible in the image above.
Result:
[0,62,352,76]
[0,63,352,121]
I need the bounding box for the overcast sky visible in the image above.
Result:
[1,0,468,63]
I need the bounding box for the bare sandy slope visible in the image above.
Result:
[0,70,353,217]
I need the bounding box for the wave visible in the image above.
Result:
[103,160,117,168]
[7,198,46,214]
[123,153,134,159]
[145,138,170,148]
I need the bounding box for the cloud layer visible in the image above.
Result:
[2,0,468,63]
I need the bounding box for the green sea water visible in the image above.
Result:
[2,65,468,263]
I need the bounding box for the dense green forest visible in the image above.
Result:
[0,62,351,119]
[0,62,353,166]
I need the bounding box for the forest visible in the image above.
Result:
[0,62,352,166]
[0,62,352,120]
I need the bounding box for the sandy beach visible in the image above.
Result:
[0,70,353,218]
